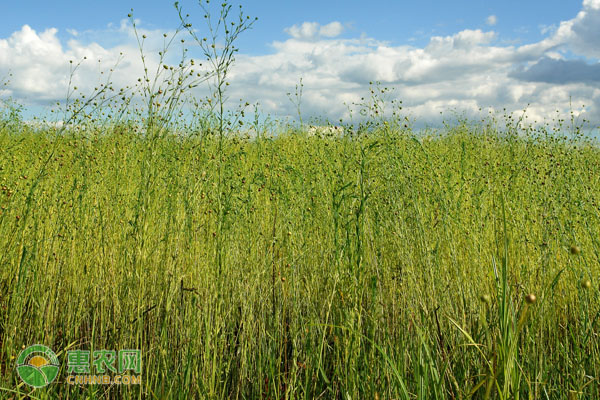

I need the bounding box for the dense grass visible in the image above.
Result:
[0,121,599,399]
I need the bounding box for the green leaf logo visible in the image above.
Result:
[16,345,60,388]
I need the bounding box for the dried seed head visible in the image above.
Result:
[525,293,537,304]
[581,279,592,290]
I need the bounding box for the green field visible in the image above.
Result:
[1,1,600,397]
[1,116,599,398]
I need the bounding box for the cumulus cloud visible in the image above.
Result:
[284,21,344,40]
[1,1,600,127]
[486,15,498,26]
[0,21,187,106]
[227,2,600,125]
[583,0,600,8]
[548,0,600,58]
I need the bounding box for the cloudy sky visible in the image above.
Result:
[1,0,600,127]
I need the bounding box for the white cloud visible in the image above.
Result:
[1,1,599,127]
[284,21,344,40]
[539,24,555,35]
[228,5,600,124]
[319,22,345,38]
[0,22,189,105]
[486,15,498,26]
[547,0,600,58]
[285,22,319,40]
[583,0,600,9]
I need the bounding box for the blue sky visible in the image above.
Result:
[0,1,583,51]
[1,0,600,126]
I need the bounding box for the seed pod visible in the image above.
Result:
[581,279,592,289]
[525,294,537,304]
